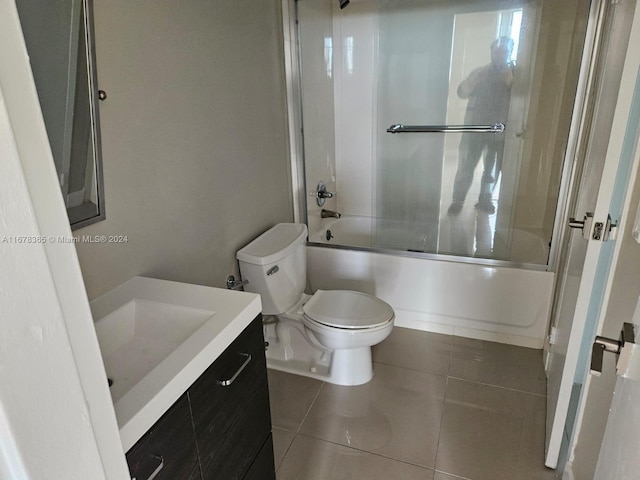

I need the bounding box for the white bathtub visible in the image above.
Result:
[307,217,554,348]
[308,215,438,252]
[309,215,374,247]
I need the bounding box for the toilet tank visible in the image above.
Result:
[236,223,308,315]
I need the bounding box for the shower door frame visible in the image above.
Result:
[282,0,308,226]
[281,0,608,274]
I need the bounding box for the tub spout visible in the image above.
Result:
[321,209,341,219]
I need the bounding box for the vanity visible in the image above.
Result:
[90,277,273,479]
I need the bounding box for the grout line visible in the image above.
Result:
[432,348,453,478]
[270,374,326,473]
[293,432,437,473]
[273,382,322,474]
[275,382,327,473]
[370,359,547,399]
[273,428,295,473]
[443,339,454,379]
[372,359,449,378]
[434,469,472,480]
[294,380,325,435]
[446,375,547,398]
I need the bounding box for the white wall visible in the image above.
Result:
[75,0,294,300]
[0,1,129,477]
[0,97,106,479]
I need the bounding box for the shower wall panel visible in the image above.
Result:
[333,0,375,219]
[299,0,338,235]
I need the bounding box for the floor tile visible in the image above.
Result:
[433,472,470,480]
[272,427,295,471]
[268,369,324,432]
[276,434,434,480]
[373,327,453,376]
[299,363,446,469]
[272,331,557,479]
[449,337,546,395]
[436,378,556,480]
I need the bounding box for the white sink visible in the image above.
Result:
[94,299,215,403]
[90,276,261,451]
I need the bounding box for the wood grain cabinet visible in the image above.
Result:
[126,394,201,479]
[125,315,275,480]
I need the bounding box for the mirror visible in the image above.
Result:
[16,0,105,229]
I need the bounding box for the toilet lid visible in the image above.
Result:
[303,290,394,329]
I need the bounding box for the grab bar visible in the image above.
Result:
[386,123,505,134]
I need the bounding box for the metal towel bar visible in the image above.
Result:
[386,123,505,134]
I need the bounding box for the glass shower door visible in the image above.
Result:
[375,0,537,259]
[374,1,451,252]
[298,0,590,267]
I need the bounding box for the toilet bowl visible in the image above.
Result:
[237,223,394,385]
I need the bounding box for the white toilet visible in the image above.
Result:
[237,223,394,386]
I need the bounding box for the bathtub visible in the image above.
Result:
[307,217,554,348]
[309,215,374,247]
[309,215,441,252]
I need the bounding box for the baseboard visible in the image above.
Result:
[394,313,545,349]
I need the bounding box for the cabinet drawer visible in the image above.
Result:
[243,435,276,480]
[189,316,271,480]
[126,393,201,480]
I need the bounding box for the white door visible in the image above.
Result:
[545,0,640,468]
[593,330,640,479]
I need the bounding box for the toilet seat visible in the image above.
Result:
[303,290,394,330]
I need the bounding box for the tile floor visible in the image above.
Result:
[268,327,559,480]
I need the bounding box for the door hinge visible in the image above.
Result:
[549,326,559,345]
[569,213,617,242]
[592,215,618,241]
[569,212,593,240]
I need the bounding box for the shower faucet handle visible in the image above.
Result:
[316,190,334,199]
[311,181,335,206]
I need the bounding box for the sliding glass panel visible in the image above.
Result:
[298,0,589,267]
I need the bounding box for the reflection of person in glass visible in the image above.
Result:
[448,36,514,215]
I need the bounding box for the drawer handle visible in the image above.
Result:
[216,352,252,387]
[131,454,164,480]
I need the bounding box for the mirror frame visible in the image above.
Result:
[69,0,106,230]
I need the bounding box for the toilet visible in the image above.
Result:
[237,223,394,386]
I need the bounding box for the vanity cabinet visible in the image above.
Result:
[125,315,275,480]
[189,312,273,479]
[242,435,276,480]
[125,394,201,479]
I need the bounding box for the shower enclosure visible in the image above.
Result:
[291,0,591,268]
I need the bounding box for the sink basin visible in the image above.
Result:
[90,276,261,451]
[94,299,215,402]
